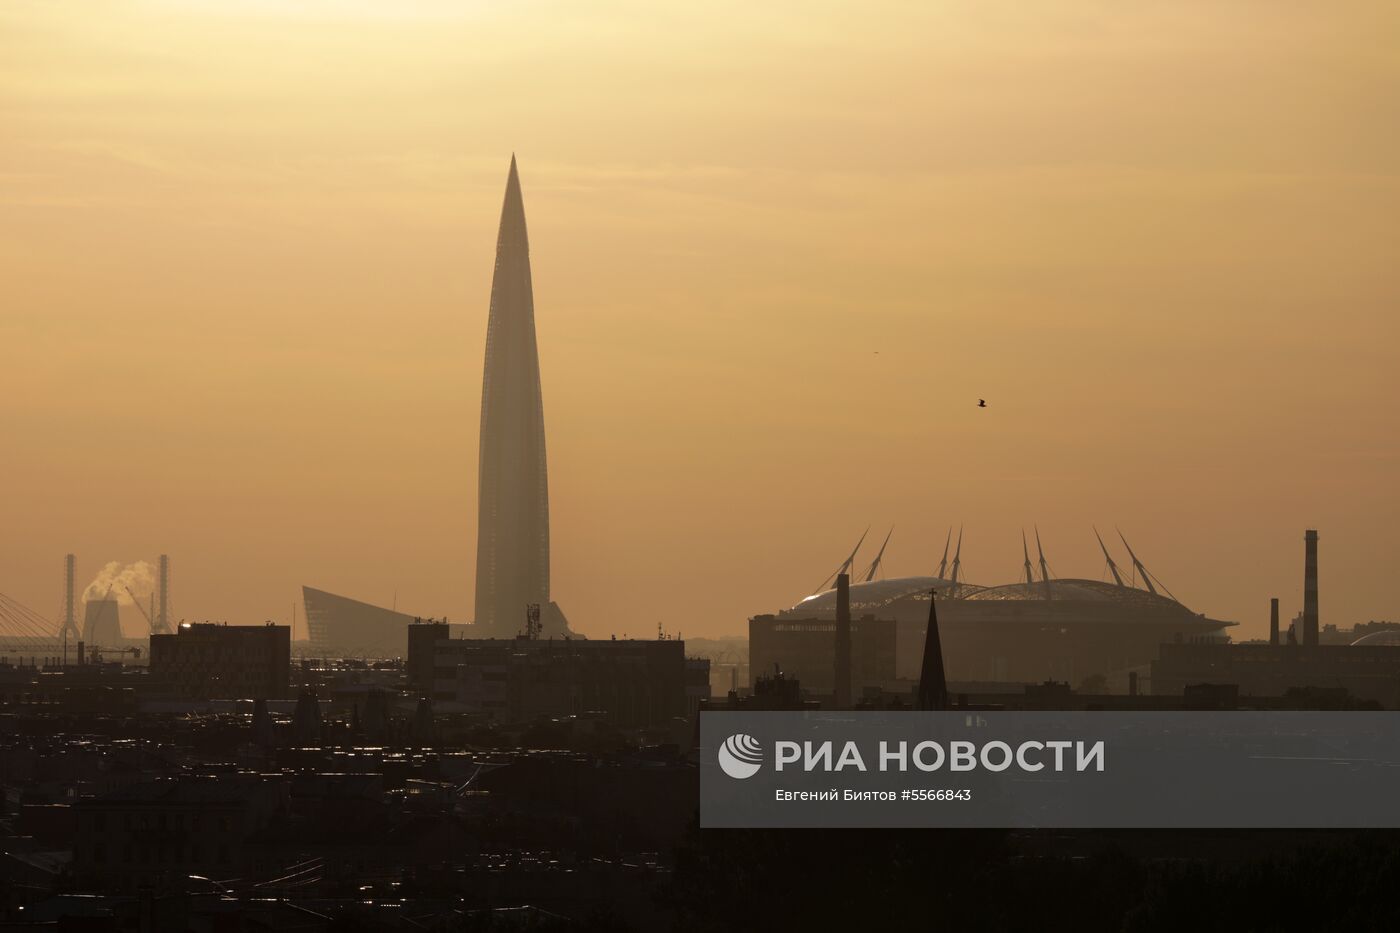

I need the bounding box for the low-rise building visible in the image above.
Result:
[1151,642,1400,708]
[72,776,287,890]
[148,623,291,701]
[748,614,896,697]
[408,622,708,727]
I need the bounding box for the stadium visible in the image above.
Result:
[765,529,1235,686]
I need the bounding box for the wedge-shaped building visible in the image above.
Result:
[302,586,421,659]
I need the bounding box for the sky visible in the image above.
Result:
[2,1,1397,642]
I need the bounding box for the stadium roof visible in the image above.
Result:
[776,574,1231,626]
[784,576,971,618]
[966,579,1191,609]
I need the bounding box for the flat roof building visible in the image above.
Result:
[1150,642,1400,708]
[149,622,291,701]
[407,622,707,728]
[748,614,896,699]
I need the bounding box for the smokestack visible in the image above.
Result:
[62,555,77,643]
[157,555,169,634]
[1269,598,1280,646]
[917,590,949,711]
[833,573,852,709]
[1303,530,1319,647]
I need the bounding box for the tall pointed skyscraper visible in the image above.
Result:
[474,156,555,635]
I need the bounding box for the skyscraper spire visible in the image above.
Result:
[474,157,552,634]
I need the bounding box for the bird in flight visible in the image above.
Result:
[977,399,987,408]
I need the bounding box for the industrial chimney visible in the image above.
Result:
[1303,530,1319,647]
[834,573,852,709]
[156,554,170,635]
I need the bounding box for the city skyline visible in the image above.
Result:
[5,6,1399,928]
[1,2,1396,641]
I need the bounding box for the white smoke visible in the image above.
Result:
[83,561,156,607]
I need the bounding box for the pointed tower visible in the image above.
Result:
[916,590,949,711]
[475,157,552,635]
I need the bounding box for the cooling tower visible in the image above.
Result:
[82,598,123,646]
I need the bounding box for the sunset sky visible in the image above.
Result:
[2,1,1396,641]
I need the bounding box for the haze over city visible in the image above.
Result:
[3,1,1397,641]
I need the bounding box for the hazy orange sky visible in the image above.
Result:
[3,1,1397,642]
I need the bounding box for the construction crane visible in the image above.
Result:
[126,586,169,635]
[89,644,143,664]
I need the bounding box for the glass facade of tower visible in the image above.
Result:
[474,158,551,636]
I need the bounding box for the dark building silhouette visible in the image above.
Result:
[73,777,286,890]
[412,696,437,745]
[1303,529,1320,647]
[748,614,895,699]
[407,622,705,727]
[251,697,273,746]
[360,688,393,741]
[701,668,817,711]
[833,572,852,708]
[149,623,291,700]
[1150,643,1400,707]
[291,689,323,744]
[1151,529,1400,706]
